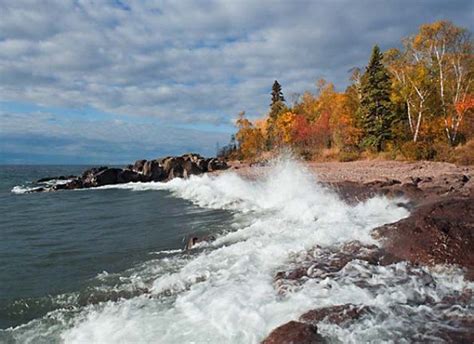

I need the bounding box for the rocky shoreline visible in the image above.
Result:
[222,160,473,343]
[27,154,228,192]
[26,157,474,342]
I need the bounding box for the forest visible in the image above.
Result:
[221,21,474,164]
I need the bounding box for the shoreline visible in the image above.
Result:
[220,159,473,343]
[223,159,473,274]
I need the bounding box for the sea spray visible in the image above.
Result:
[3,156,472,343]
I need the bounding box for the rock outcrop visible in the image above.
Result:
[373,196,474,279]
[33,154,228,192]
[262,321,325,344]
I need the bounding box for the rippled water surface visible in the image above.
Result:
[0,160,472,343]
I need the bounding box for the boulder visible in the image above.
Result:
[117,169,145,183]
[196,158,208,172]
[142,160,165,181]
[183,160,203,178]
[37,175,76,183]
[132,159,147,173]
[94,168,122,186]
[163,157,185,179]
[207,158,228,172]
[262,321,325,344]
[182,153,203,162]
[54,179,83,190]
[81,167,107,187]
[184,234,216,250]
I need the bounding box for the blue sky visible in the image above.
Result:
[0,0,473,164]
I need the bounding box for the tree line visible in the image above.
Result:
[220,21,473,163]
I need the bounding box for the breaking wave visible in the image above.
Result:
[3,157,472,343]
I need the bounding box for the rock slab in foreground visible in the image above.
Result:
[374,196,474,279]
[262,321,325,344]
[35,154,228,192]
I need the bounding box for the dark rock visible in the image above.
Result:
[300,304,370,326]
[94,168,122,186]
[33,154,222,192]
[374,196,474,279]
[54,179,83,190]
[262,321,325,344]
[82,166,108,187]
[207,158,228,172]
[182,153,204,163]
[132,159,147,173]
[160,157,186,180]
[196,158,208,172]
[183,160,203,178]
[142,160,165,181]
[184,234,216,250]
[117,169,145,183]
[163,157,185,177]
[37,175,76,183]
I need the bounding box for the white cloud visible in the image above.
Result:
[0,0,472,129]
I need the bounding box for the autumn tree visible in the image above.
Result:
[409,21,473,145]
[359,45,395,151]
[235,111,266,160]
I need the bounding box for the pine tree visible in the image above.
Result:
[359,45,394,151]
[267,80,288,148]
[271,80,285,104]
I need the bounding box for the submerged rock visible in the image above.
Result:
[184,234,216,250]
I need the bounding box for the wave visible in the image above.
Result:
[3,157,471,343]
[11,179,74,194]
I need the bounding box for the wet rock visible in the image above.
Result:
[37,175,76,183]
[274,241,398,287]
[142,160,165,181]
[183,160,203,177]
[299,304,370,326]
[374,196,474,279]
[262,321,325,344]
[33,153,225,192]
[81,166,108,187]
[94,168,122,186]
[117,169,145,183]
[132,159,147,173]
[163,157,185,179]
[53,179,83,190]
[207,158,228,172]
[184,234,216,250]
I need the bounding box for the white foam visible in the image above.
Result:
[6,157,471,343]
[57,157,414,343]
[11,185,39,194]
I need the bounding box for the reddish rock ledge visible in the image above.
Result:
[261,321,325,344]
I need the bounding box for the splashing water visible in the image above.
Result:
[3,157,472,343]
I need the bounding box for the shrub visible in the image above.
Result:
[452,140,474,165]
[400,141,437,161]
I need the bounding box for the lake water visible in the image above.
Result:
[0,159,471,343]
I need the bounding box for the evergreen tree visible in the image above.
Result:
[359,45,394,151]
[267,80,288,148]
[271,80,285,104]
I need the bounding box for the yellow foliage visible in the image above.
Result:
[274,111,297,144]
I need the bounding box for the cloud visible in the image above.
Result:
[0,0,472,162]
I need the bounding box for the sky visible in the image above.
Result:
[0,0,473,164]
